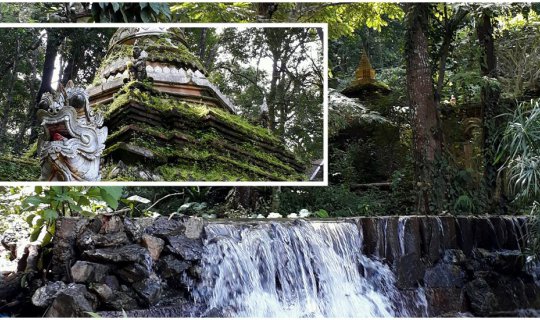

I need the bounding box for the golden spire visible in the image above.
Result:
[354,51,376,84]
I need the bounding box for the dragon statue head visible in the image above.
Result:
[37,81,108,181]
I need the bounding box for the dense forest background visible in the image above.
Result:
[0,2,539,256]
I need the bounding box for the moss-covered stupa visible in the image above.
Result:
[342,50,391,99]
[88,27,305,181]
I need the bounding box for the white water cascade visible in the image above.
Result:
[193,220,428,317]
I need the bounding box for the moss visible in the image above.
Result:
[22,142,39,158]
[106,82,280,143]
[92,38,206,87]
[0,157,40,181]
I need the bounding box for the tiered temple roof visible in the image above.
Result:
[88,27,305,181]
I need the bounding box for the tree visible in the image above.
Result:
[475,8,502,210]
[405,4,444,214]
[214,27,323,163]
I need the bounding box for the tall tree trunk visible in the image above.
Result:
[476,11,502,210]
[0,38,20,149]
[28,29,64,144]
[267,49,280,132]
[14,49,39,155]
[405,4,444,215]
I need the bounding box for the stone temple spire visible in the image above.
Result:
[85,27,305,181]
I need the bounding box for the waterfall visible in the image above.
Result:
[194,220,425,317]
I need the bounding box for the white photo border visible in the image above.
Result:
[0,22,328,187]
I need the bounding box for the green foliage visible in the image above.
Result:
[497,99,540,203]
[21,186,124,246]
[0,157,39,181]
[279,186,396,217]
[170,3,253,22]
[90,3,171,22]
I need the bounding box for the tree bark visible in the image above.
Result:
[0,38,20,147]
[14,49,39,155]
[476,11,502,210]
[405,3,444,214]
[28,29,64,144]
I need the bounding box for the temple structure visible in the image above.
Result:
[342,50,391,99]
[85,27,305,181]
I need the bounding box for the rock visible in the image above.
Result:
[187,265,202,280]
[71,261,110,283]
[465,278,497,316]
[158,255,190,278]
[31,281,67,307]
[124,217,154,242]
[115,262,152,284]
[133,274,162,306]
[83,244,151,263]
[419,217,443,265]
[142,234,165,261]
[267,212,282,218]
[103,275,120,291]
[98,304,204,317]
[51,218,88,279]
[424,263,465,288]
[77,229,129,250]
[106,290,140,311]
[166,235,203,261]
[424,288,466,316]
[99,215,124,234]
[493,250,525,274]
[184,216,204,239]
[395,252,425,289]
[192,202,208,213]
[45,283,98,317]
[89,283,114,301]
[144,216,185,237]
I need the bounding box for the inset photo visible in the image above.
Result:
[0,24,326,184]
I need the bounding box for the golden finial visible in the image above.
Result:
[354,50,376,84]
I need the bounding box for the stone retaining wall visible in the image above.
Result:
[29,215,540,317]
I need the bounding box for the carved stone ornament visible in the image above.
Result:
[37,81,108,181]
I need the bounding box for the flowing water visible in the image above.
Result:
[194,220,428,317]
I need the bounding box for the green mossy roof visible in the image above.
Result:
[106,82,280,144]
[99,82,305,181]
[0,157,40,181]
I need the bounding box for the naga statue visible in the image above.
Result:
[37,80,108,181]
